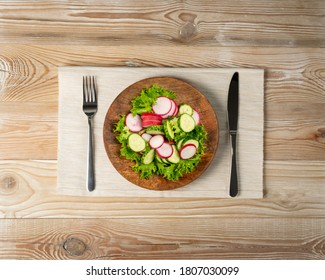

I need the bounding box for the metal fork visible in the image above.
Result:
[82,76,98,192]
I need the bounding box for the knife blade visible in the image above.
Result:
[227,72,239,197]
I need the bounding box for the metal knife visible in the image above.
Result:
[227,72,239,197]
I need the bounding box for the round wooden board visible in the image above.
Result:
[103,77,219,191]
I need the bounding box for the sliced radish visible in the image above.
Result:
[142,119,162,128]
[141,115,162,122]
[156,142,173,158]
[141,113,163,127]
[125,113,142,132]
[152,96,172,116]
[142,119,162,124]
[149,135,164,149]
[172,100,179,116]
[141,133,152,142]
[141,114,162,123]
[192,110,200,125]
[180,144,197,159]
[161,98,176,119]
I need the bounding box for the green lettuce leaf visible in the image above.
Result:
[132,162,157,179]
[131,84,176,115]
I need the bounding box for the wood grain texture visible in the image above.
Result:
[0,218,324,259]
[0,1,324,47]
[0,102,57,159]
[0,0,324,260]
[1,45,324,102]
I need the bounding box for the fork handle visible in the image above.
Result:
[229,132,238,197]
[87,117,95,192]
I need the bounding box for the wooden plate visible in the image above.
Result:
[103,77,219,190]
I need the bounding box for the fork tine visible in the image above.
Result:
[83,76,87,103]
[86,76,91,102]
[91,76,97,102]
[88,76,93,102]
[88,76,92,102]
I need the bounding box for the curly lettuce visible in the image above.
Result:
[130,84,176,115]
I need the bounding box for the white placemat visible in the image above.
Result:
[58,67,264,198]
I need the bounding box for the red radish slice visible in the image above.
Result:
[142,118,162,123]
[156,142,173,158]
[149,135,164,149]
[180,144,197,159]
[142,119,162,125]
[143,121,162,126]
[125,113,142,132]
[141,113,163,126]
[192,110,200,125]
[141,115,162,123]
[141,115,162,122]
[152,97,172,116]
[141,133,152,142]
[142,119,162,127]
[161,98,176,119]
[172,100,179,116]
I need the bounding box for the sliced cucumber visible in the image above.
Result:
[178,104,193,116]
[128,133,146,152]
[164,120,174,140]
[167,145,180,164]
[176,138,185,151]
[142,149,155,164]
[179,113,196,132]
[183,139,199,149]
[155,153,163,163]
[156,155,169,164]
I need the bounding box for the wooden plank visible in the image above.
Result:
[266,102,325,160]
[1,45,325,76]
[0,102,57,160]
[0,217,324,259]
[0,160,324,218]
[0,1,324,47]
[1,45,324,102]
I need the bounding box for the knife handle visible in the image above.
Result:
[229,132,238,197]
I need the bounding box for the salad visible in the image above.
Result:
[113,84,208,181]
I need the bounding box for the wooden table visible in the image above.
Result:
[0,1,324,259]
